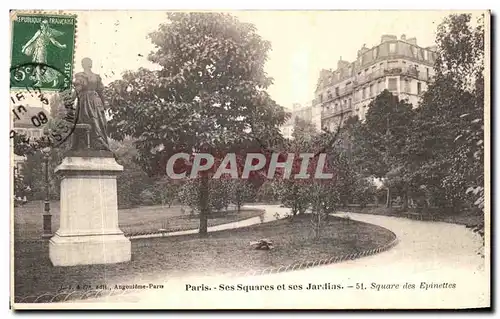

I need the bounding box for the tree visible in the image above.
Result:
[352,176,377,208]
[105,13,287,236]
[229,180,256,212]
[409,13,484,216]
[151,179,180,207]
[271,118,318,217]
[352,90,414,208]
[272,115,351,240]
[12,131,62,201]
[178,178,232,213]
[109,138,154,208]
[255,180,276,203]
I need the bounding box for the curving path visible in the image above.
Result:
[129,205,286,239]
[82,205,489,309]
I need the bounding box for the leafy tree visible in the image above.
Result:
[229,180,256,212]
[151,179,181,207]
[178,180,200,213]
[13,171,30,205]
[105,12,287,236]
[271,118,318,217]
[109,138,153,208]
[409,13,484,215]
[352,176,377,208]
[255,180,276,203]
[12,131,61,201]
[352,90,414,208]
[178,178,232,214]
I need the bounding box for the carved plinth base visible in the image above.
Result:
[49,156,131,266]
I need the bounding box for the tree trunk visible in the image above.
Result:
[402,189,408,210]
[386,187,392,208]
[237,202,241,213]
[199,174,209,236]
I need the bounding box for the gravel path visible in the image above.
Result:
[81,205,489,309]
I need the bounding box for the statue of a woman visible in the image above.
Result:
[72,57,110,151]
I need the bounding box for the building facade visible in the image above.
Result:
[12,105,47,174]
[314,34,437,131]
[280,101,322,139]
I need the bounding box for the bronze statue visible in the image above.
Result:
[66,57,110,151]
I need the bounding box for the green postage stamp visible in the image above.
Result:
[10,12,77,91]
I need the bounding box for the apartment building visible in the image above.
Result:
[314,34,437,131]
[280,101,322,139]
[12,105,47,174]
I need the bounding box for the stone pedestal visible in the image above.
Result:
[49,156,131,266]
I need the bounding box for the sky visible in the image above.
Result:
[70,10,478,109]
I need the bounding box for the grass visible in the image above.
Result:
[345,205,483,227]
[14,214,395,301]
[14,201,264,240]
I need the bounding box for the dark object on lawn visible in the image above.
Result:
[250,239,274,250]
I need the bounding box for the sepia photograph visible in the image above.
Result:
[9,9,490,310]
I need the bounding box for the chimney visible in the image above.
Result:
[407,37,417,45]
[401,34,407,41]
[337,56,350,70]
[381,34,397,43]
[319,69,331,80]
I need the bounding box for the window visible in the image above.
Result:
[362,87,366,99]
[388,78,398,91]
[348,98,352,107]
[417,82,422,94]
[424,50,428,60]
[365,68,369,74]
[412,46,417,57]
[426,68,430,79]
[327,91,332,100]
[372,49,377,59]
[370,84,374,97]
[389,43,396,53]
[379,80,385,92]
[404,79,411,93]
[319,94,323,103]
[335,87,339,96]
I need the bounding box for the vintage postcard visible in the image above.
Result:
[9,9,490,310]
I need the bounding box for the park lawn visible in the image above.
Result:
[14,201,262,240]
[14,214,395,301]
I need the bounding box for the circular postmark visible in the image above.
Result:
[10,62,78,150]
